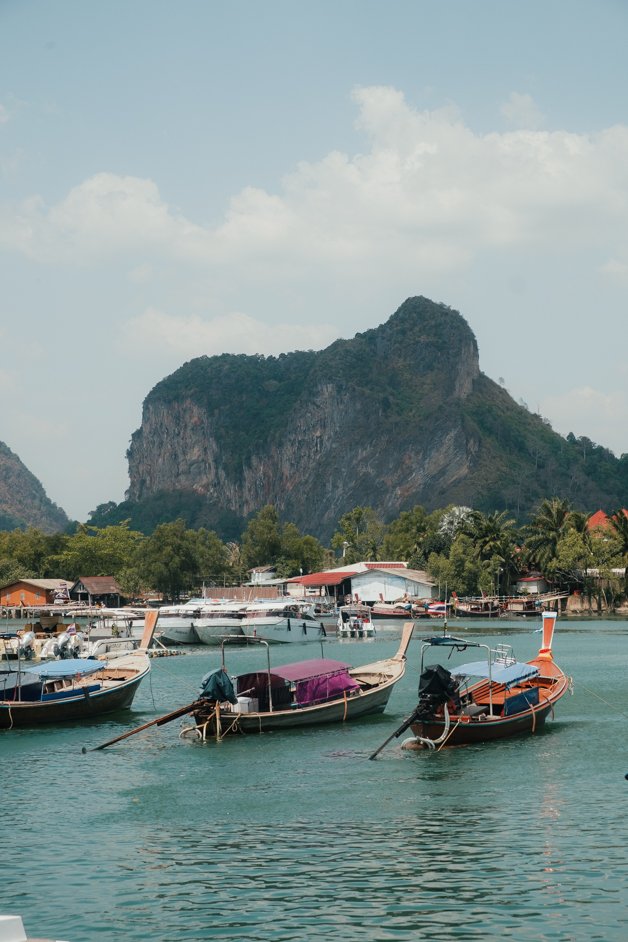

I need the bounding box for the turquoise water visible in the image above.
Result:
[3,619,628,941]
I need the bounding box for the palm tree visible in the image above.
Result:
[462,510,518,594]
[609,509,628,596]
[523,498,573,574]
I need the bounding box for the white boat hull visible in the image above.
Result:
[155,619,199,645]
[240,616,326,644]
[194,621,244,645]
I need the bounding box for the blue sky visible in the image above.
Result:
[1,0,628,521]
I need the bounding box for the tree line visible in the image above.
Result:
[1,499,627,607]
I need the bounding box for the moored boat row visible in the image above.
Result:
[1,596,572,760]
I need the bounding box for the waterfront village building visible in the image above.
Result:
[0,578,72,608]
[286,562,437,606]
[247,566,278,585]
[70,576,124,607]
[515,572,550,595]
[1,576,125,609]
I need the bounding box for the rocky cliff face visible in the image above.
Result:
[125,296,627,540]
[127,298,480,538]
[0,442,69,533]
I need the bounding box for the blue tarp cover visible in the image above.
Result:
[451,661,539,686]
[24,658,104,679]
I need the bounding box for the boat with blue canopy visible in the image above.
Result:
[370,612,570,754]
[0,650,151,729]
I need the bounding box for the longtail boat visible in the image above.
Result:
[370,612,569,756]
[182,622,414,741]
[0,611,157,730]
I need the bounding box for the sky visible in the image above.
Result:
[1,0,628,522]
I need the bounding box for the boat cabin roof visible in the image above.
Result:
[25,658,105,679]
[451,661,539,687]
[242,657,351,683]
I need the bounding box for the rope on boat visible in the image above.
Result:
[577,681,628,719]
[436,716,463,751]
[413,703,451,750]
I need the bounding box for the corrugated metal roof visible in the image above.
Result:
[75,576,122,594]
[290,571,354,587]
[352,566,435,586]
[0,578,70,591]
[364,561,408,570]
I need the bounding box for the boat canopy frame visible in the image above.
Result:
[418,635,533,716]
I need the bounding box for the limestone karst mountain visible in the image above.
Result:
[91,297,627,540]
[0,442,69,533]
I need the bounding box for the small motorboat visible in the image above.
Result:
[336,604,375,638]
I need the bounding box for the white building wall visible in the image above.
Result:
[350,572,435,603]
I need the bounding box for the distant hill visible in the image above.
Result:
[0,442,69,533]
[89,296,628,540]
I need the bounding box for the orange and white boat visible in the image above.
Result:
[378,612,570,752]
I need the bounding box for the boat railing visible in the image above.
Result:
[492,644,516,666]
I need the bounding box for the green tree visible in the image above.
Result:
[274,523,326,578]
[523,498,573,575]
[0,528,66,578]
[137,520,199,600]
[609,510,628,596]
[330,507,385,564]
[462,510,518,594]
[380,506,429,567]
[427,533,483,598]
[240,505,282,570]
[48,523,145,582]
[189,528,231,587]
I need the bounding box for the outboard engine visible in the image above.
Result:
[17,630,36,660]
[55,629,85,659]
[416,665,460,721]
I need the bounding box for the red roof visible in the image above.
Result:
[289,571,355,587]
[587,509,628,532]
[587,510,609,531]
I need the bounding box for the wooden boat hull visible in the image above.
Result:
[197,680,396,734]
[187,624,414,739]
[411,699,556,746]
[409,661,569,748]
[0,653,150,729]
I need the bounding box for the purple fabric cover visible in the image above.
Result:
[270,658,351,681]
[235,659,359,705]
[296,670,360,705]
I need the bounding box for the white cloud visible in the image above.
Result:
[540,386,628,457]
[2,173,209,262]
[2,86,627,275]
[0,104,8,124]
[500,92,546,130]
[600,256,628,276]
[121,307,337,360]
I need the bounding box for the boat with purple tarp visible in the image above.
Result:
[182,623,413,740]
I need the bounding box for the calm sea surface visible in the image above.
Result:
[2,618,628,942]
